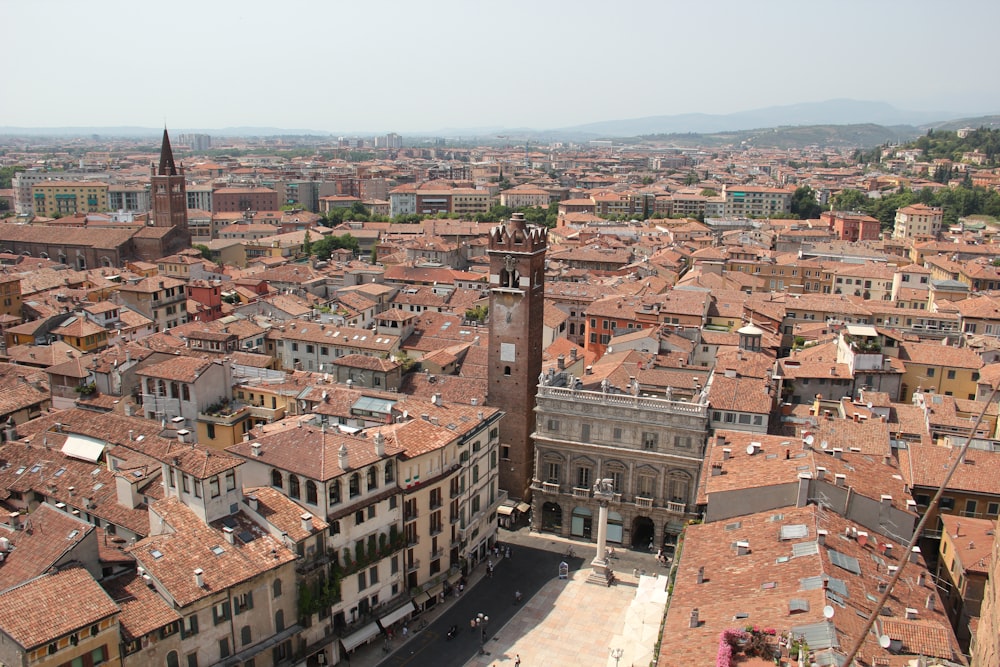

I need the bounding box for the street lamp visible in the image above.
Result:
[471,612,490,654]
[611,647,624,667]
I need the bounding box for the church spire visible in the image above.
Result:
[158,128,177,176]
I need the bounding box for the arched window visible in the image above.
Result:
[274,609,285,633]
[166,651,179,667]
[305,480,317,505]
[366,466,378,491]
[272,578,282,598]
[182,385,190,401]
[329,480,341,505]
[288,475,300,499]
[384,461,394,484]
[349,473,361,498]
[271,469,283,489]
[157,379,166,396]
[170,382,179,399]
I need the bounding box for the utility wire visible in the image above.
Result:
[842,384,999,666]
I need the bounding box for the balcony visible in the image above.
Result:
[666,501,686,514]
[542,482,560,495]
[404,510,418,522]
[429,524,443,537]
[572,486,591,498]
[406,559,420,573]
[612,493,623,504]
[635,496,654,509]
[431,547,445,559]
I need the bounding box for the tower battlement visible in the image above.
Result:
[489,212,547,254]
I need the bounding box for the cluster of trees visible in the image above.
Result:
[310,233,360,260]
[320,202,559,228]
[832,184,1000,228]
[913,128,1000,164]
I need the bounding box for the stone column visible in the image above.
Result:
[587,479,614,586]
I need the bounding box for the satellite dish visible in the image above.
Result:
[746,444,756,456]
[878,634,891,649]
[804,435,815,446]
[820,440,829,450]
[823,605,835,619]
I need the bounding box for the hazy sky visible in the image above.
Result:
[4,0,1000,134]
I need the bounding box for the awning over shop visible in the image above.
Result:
[516,502,531,513]
[378,603,416,629]
[412,591,431,606]
[447,571,463,585]
[497,504,515,516]
[340,622,381,652]
[61,434,106,463]
[426,583,444,600]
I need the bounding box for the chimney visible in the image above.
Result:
[194,568,205,588]
[4,418,16,442]
[374,431,385,457]
[697,567,705,584]
[816,466,826,481]
[883,454,892,466]
[223,526,235,544]
[910,546,921,564]
[570,348,578,361]
[177,429,189,444]
[735,541,750,556]
[247,494,258,511]
[832,448,843,459]
[8,512,20,530]
[251,442,262,457]
[689,608,700,628]
[243,432,251,442]
[834,473,847,487]
[338,442,350,470]
[722,448,731,461]
[796,472,811,508]
[557,354,565,370]
[880,494,893,508]
[128,429,134,441]
[817,529,827,546]
[432,393,442,407]
[301,513,313,534]
[925,594,936,611]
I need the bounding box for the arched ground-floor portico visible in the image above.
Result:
[531,492,692,550]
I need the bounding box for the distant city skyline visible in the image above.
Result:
[4,0,1000,134]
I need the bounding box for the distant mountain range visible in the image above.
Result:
[2,100,999,147]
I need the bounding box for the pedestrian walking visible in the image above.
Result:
[515,654,521,666]
[505,546,511,559]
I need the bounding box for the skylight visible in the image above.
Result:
[151,549,163,559]
[211,545,225,556]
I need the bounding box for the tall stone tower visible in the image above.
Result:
[150,128,188,233]
[486,212,547,499]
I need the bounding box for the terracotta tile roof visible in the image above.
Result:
[707,374,773,414]
[130,497,294,607]
[0,567,119,649]
[102,570,181,642]
[243,486,328,543]
[898,441,1000,494]
[136,355,215,382]
[228,424,403,481]
[898,341,983,370]
[879,619,955,660]
[660,504,960,666]
[0,504,94,589]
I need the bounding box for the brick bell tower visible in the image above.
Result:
[486,212,547,500]
[150,128,189,235]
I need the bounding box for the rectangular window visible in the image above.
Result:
[219,638,230,659]
[580,423,591,442]
[926,368,935,377]
[213,601,231,625]
[965,500,978,517]
[674,435,692,448]
[209,477,220,498]
[947,370,956,380]
[547,419,560,432]
[987,502,1000,517]
[546,463,559,483]
[225,471,236,491]
[738,414,752,424]
[642,432,658,451]
[577,467,591,488]
[182,474,190,494]
[358,572,366,590]
[612,427,622,441]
